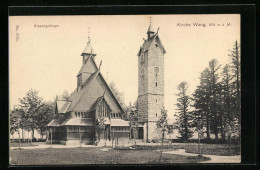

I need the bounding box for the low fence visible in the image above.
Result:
[97,138,173,149]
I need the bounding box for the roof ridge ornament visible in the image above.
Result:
[156,27,160,34]
[88,25,91,43]
[98,60,102,71]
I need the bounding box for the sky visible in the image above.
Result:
[9,15,240,123]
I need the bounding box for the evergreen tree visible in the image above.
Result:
[219,64,234,140]
[192,68,211,138]
[228,40,241,131]
[175,81,193,140]
[207,59,221,141]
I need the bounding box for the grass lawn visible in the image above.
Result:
[9,142,38,147]
[130,143,240,156]
[172,143,240,156]
[10,147,209,165]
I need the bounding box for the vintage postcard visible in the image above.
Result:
[9,14,241,164]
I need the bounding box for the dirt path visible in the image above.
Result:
[164,149,241,163]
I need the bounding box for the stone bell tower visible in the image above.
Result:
[137,19,166,141]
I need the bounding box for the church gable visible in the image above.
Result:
[96,74,124,113]
[77,56,97,76]
[90,96,112,118]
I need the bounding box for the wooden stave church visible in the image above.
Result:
[46,37,130,145]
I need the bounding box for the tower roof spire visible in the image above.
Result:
[81,26,96,56]
[147,16,155,34]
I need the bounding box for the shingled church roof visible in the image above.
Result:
[47,119,60,127]
[50,36,126,132]
[66,70,100,112]
[111,119,129,127]
[65,55,124,114]
[60,118,94,126]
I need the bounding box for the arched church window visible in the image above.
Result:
[156,113,157,117]
[155,82,158,87]
[154,67,159,77]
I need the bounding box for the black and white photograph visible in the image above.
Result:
[9,14,241,164]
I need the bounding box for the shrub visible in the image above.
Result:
[171,139,183,143]
[37,138,46,142]
[171,137,240,144]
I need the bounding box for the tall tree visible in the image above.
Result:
[219,64,234,140]
[36,101,55,139]
[207,59,221,141]
[18,89,44,139]
[175,81,193,140]
[228,40,241,130]
[109,81,126,111]
[10,109,21,140]
[128,108,139,145]
[192,68,211,138]
[96,117,106,141]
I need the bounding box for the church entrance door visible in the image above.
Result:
[138,127,143,139]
